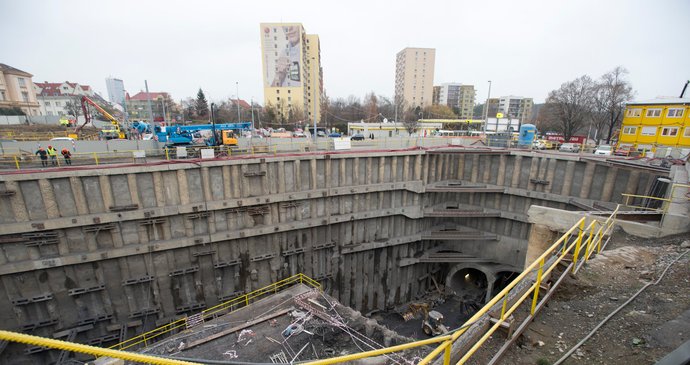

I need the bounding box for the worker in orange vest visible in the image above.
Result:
[61,148,72,165]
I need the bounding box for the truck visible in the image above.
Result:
[155,122,251,147]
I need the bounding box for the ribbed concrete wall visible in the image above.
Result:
[0,150,663,363]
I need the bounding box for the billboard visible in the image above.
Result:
[261,24,302,87]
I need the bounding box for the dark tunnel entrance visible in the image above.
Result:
[448,267,488,303]
[491,271,520,297]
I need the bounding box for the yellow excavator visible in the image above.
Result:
[76,96,125,139]
[405,303,450,336]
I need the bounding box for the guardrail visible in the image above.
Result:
[303,206,619,365]
[622,183,690,227]
[0,211,617,364]
[111,273,320,351]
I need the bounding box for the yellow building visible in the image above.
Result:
[619,98,690,150]
[260,23,322,124]
[0,63,41,115]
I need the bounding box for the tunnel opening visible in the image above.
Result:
[449,268,487,303]
[491,271,521,297]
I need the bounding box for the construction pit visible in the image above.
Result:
[0,147,688,364]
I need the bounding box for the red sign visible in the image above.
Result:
[544,134,586,143]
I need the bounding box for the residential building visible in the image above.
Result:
[34,81,96,116]
[106,77,125,106]
[260,23,322,123]
[395,47,435,108]
[0,63,41,115]
[432,86,441,106]
[618,98,690,149]
[126,91,176,123]
[485,98,500,119]
[496,96,533,122]
[437,83,475,119]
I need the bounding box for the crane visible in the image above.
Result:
[76,96,126,139]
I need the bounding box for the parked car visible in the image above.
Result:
[532,140,546,150]
[50,137,75,141]
[293,132,307,138]
[350,134,365,141]
[328,132,342,138]
[594,145,613,156]
[614,145,637,156]
[317,131,327,137]
[559,143,580,153]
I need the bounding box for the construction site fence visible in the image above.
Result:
[110,273,320,352]
[0,137,467,170]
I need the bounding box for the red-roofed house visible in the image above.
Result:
[229,99,252,109]
[34,81,96,116]
[126,91,177,122]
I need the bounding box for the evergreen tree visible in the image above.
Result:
[195,88,209,118]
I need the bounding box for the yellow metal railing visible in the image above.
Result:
[0,212,620,365]
[111,273,320,351]
[0,330,200,365]
[304,207,619,365]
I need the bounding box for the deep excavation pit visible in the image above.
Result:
[0,149,670,363]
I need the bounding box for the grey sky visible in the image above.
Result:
[3,0,689,106]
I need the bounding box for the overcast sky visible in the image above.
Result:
[3,0,689,105]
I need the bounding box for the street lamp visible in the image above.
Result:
[235,82,241,124]
[483,80,492,135]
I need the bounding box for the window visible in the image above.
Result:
[661,127,678,136]
[646,109,661,117]
[640,126,656,136]
[47,111,53,116]
[626,108,641,117]
[21,92,29,102]
[622,126,637,135]
[667,108,684,118]
[45,101,51,106]
[55,101,61,106]
[685,127,690,137]
[18,78,26,87]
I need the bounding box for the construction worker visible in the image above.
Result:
[35,147,48,167]
[61,148,72,165]
[47,145,57,166]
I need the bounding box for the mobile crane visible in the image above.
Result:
[76,96,126,139]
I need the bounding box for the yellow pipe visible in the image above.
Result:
[0,330,200,365]
[304,335,452,365]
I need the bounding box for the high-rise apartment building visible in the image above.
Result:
[497,96,534,122]
[395,47,435,108]
[260,23,322,123]
[437,83,475,119]
[106,77,125,106]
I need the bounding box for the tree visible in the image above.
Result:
[424,105,457,120]
[402,106,420,136]
[64,97,82,118]
[592,67,634,144]
[363,92,379,121]
[195,88,209,118]
[543,75,595,142]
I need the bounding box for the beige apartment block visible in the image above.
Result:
[260,23,322,123]
[0,63,40,115]
[395,47,435,108]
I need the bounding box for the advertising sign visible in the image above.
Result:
[261,24,302,87]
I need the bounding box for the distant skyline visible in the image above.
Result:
[2,0,688,108]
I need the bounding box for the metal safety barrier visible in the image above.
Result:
[111,273,320,351]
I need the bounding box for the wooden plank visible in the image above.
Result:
[183,307,293,350]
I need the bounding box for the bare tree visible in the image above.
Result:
[402,105,420,136]
[64,96,82,118]
[363,92,379,121]
[544,75,595,143]
[593,67,634,144]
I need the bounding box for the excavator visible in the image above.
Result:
[404,303,450,336]
[76,96,125,139]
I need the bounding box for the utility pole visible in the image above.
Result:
[235,82,241,123]
[483,80,492,135]
[144,80,155,128]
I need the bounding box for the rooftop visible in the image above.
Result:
[628,97,690,106]
[0,63,33,77]
[127,91,171,101]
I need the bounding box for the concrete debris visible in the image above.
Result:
[223,350,238,359]
[537,341,545,347]
[680,240,690,248]
[237,329,255,343]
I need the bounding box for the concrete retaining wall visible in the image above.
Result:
[0,149,664,363]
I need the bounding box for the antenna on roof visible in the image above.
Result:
[680,80,690,98]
